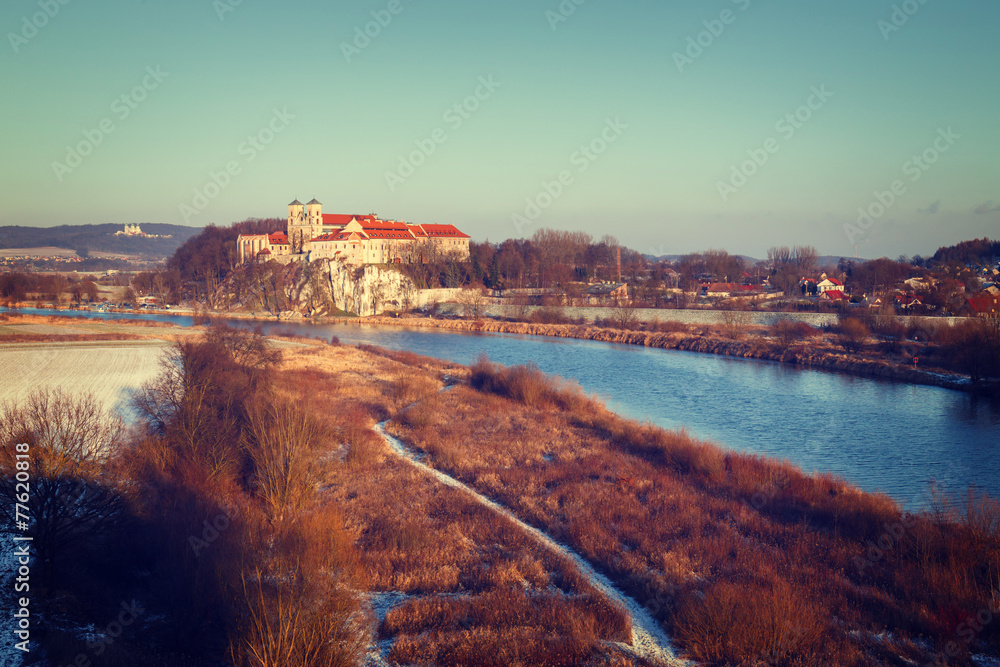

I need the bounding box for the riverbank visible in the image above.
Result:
[5,306,993,393]
[328,314,990,393]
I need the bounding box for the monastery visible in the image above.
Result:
[237,199,470,265]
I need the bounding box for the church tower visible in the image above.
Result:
[288,199,306,252]
[305,198,323,241]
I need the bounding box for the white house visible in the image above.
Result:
[816,278,844,294]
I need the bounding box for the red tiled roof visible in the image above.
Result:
[966,295,1000,314]
[705,283,754,293]
[828,278,843,286]
[322,214,374,227]
[298,213,469,245]
[268,232,288,245]
[417,224,470,239]
[820,290,846,300]
[358,219,408,230]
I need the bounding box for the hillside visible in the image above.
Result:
[0,223,202,258]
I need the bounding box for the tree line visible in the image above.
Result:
[119,217,998,314]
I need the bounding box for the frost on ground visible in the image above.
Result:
[374,422,689,667]
[0,342,168,418]
[363,591,410,667]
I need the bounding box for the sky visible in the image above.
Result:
[1,0,998,259]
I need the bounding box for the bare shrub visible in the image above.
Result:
[228,510,368,667]
[344,431,383,467]
[457,286,488,320]
[205,324,281,389]
[389,368,440,408]
[721,308,753,340]
[609,292,639,330]
[529,307,571,325]
[836,317,870,353]
[771,317,815,347]
[469,355,588,412]
[944,314,1000,382]
[674,579,826,664]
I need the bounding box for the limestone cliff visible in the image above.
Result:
[301,260,417,317]
[222,259,421,317]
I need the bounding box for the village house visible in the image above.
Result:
[816,278,844,294]
[585,282,628,305]
[895,293,925,311]
[703,283,757,298]
[237,199,471,265]
[817,289,847,303]
[961,292,1000,316]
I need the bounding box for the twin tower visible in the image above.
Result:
[287,199,323,252]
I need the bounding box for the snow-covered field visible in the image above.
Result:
[0,342,169,418]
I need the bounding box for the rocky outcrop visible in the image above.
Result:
[221,259,419,318]
[315,261,417,317]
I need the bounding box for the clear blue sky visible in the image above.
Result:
[1,0,997,258]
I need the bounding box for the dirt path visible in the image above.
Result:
[373,421,689,666]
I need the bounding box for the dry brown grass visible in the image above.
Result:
[272,345,644,665]
[2,312,181,328]
[0,332,148,342]
[388,357,1000,665]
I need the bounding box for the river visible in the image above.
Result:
[9,308,999,509]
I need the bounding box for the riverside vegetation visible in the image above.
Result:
[335,306,1000,392]
[390,355,1000,665]
[0,321,997,665]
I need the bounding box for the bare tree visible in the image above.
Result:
[609,290,638,330]
[704,249,745,283]
[505,294,531,321]
[949,314,1000,383]
[230,548,367,667]
[771,317,804,347]
[0,390,127,585]
[300,262,332,315]
[133,327,280,478]
[444,261,464,288]
[457,286,488,320]
[399,280,415,313]
[768,246,792,270]
[721,308,754,340]
[836,318,870,353]
[243,395,328,525]
[793,246,819,274]
[370,279,387,316]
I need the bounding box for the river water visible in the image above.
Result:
[10,308,999,509]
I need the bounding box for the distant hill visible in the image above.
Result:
[0,224,202,259]
[932,238,999,266]
[817,255,866,267]
[645,254,762,264]
[645,253,866,266]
